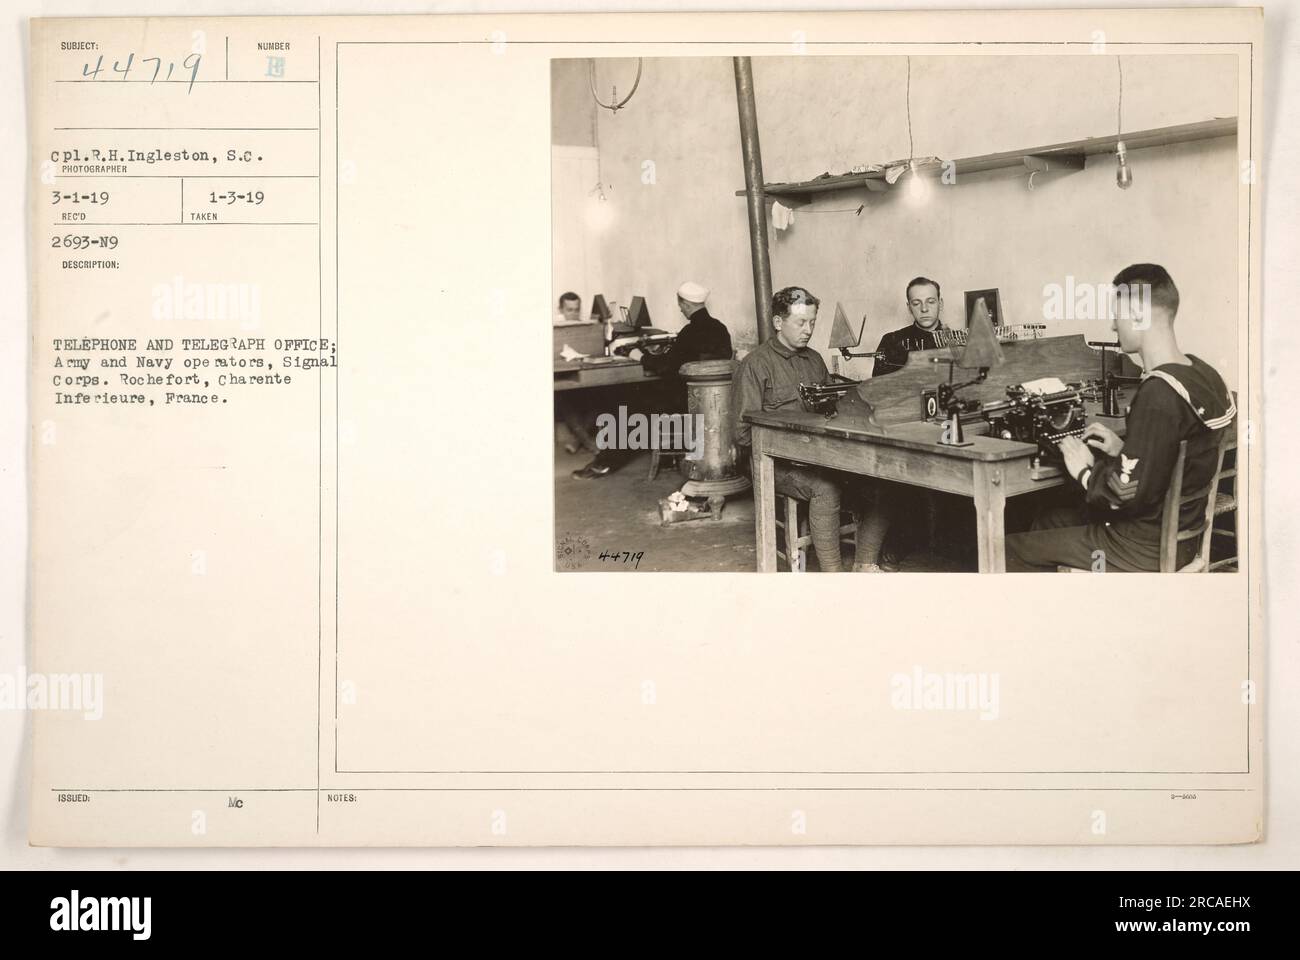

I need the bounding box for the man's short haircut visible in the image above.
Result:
[1112,263,1179,316]
[558,291,581,308]
[772,286,821,320]
[905,276,941,301]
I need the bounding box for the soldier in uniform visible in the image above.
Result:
[732,286,888,572]
[872,276,947,377]
[869,276,949,567]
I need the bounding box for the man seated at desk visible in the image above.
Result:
[872,276,947,376]
[870,276,950,568]
[1006,264,1235,572]
[732,285,888,572]
[571,280,732,479]
[554,292,597,455]
[627,281,732,380]
[555,290,583,325]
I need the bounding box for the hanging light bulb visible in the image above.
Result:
[1113,58,1132,190]
[901,58,930,206]
[1115,139,1133,190]
[587,182,614,232]
[904,159,930,205]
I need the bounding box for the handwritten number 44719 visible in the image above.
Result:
[82,53,202,93]
[598,550,644,569]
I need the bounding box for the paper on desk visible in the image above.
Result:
[1020,376,1069,395]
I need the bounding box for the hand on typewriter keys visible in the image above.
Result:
[1057,434,1096,481]
[1081,422,1123,457]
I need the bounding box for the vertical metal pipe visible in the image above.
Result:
[733,56,773,343]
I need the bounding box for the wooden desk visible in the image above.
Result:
[553,358,662,392]
[746,394,1121,573]
[553,320,604,361]
[745,334,1139,572]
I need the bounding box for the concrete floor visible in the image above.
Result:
[553,444,1241,573]
[554,447,756,572]
[554,445,967,573]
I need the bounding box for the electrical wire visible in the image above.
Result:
[1117,55,1124,135]
[589,58,644,113]
[798,205,865,215]
[589,111,605,200]
[905,56,915,160]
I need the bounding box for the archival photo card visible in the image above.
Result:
[27,8,1262,846]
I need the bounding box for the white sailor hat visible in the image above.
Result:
[676,281,709,303]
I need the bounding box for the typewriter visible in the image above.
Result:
[608,332,677,358]
[979,382,1087,460]
[798,376,864,417]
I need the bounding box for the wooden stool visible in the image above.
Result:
[774,493,857,572]
[647,413,685,479]
[647,443,685,480]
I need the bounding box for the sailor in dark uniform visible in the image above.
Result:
[572,281,732,479]
[634,282,731,372]
[1007,264,1235,572]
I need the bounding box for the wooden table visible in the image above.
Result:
[745,394,1120,573]
[553,357,662,392]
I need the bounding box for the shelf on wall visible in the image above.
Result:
[734,117,1237,200]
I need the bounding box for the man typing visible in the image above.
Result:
[572,280,732,480]
[1006,264,1234,572]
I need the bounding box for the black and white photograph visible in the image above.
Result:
[553,53,1242,573]
[4,0,1286,889]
